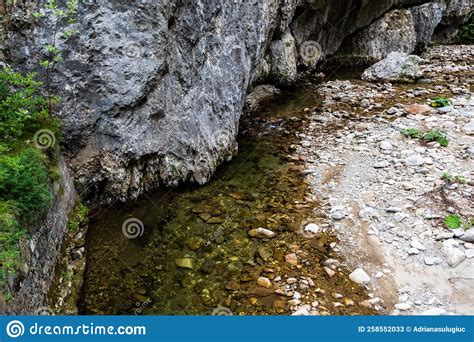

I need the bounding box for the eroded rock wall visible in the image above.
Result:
[4,0,472,203]
[9,158,76,314]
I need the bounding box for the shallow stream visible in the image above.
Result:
[79,86,374,315]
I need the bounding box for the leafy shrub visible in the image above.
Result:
[422,129,448,147]
[0,69,56,288]
[400,128,448,147]
[430,96,453,108]
[401,128,421,139]
[0,68,49,143]
[441,172,467,184]
[0,148,52,222]
[68,202,89,231]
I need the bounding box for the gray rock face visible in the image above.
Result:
[410,2,446,51]
[5,0,472,202]
[336,9,417,63]
[433,0,474,43]
[269,28,298,85]
[362,52,423,83]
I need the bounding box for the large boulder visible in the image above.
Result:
[335,9,417,64]
[361,52,423,83]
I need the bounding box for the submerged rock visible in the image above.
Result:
[257,276,273,289]
[285,253,298,266]
[362,52,423,83]
[248,228,276,239]
[175,258,194,270]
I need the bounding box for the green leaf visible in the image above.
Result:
[400,128,421,139]
[430,96,453,108]
[438,136,448,147]
[445,214,462,229]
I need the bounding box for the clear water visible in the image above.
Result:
[79,86,374,315]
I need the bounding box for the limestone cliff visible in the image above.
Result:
[3,0,472,203]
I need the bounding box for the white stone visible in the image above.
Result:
[304,223,320,234]
[248,228,276,239]
[401,182,415,190]
[359,207,379,220]
[394,303,412,311]
[465,250,474,259]
[424,257,442,266]
[291,307,309,316]
[442,241,466,267]
[330,208,347,220]
[380,140,393,150]
[374,160,390,168]
[463,121,474,135]
[405,154,425,166]
[411,238,426,251]
[349,268,371,284]
[459,231,474,243]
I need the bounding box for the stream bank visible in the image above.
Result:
[297,45,474,315]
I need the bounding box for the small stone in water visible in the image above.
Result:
[248,227,276,239]
[257,276,273,289]
[288,299,301,306]
[285,253,298,265]
[175,258,194,270]
[324,267,336,278]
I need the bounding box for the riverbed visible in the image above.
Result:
[78,85,375,315]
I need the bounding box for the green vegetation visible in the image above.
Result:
[68,202,89,232]
[422,129,448,147]
[0,0,80,299]
[430,96,453,108]
[0,68,58,144]
[33,0,79,111]
[441,172,467,185]
[445,214,462,229]
[0,69,57,288]
[444,214,474,230]
[400,128,421,139]
[457,12,474,43]
[400,128,448,147]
